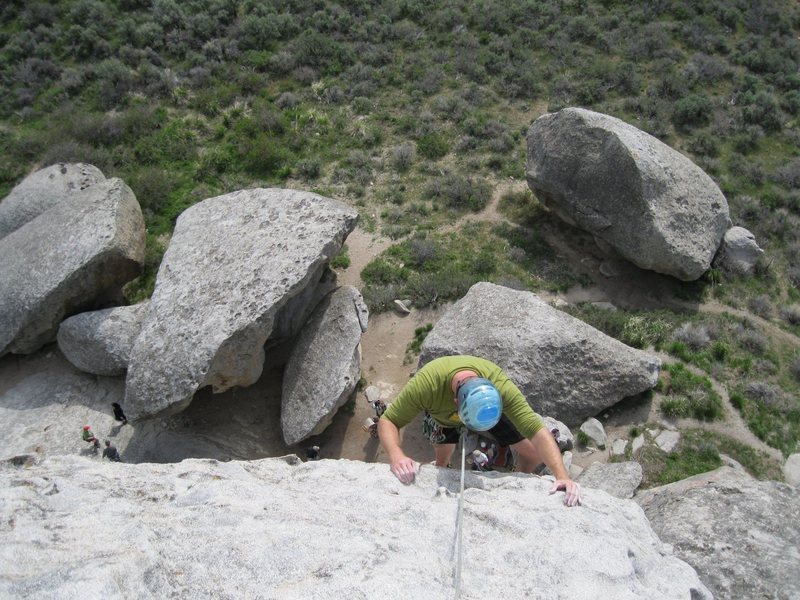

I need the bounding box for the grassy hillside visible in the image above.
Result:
[1,0,799,459]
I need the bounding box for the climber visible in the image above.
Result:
[471,449,490,471]
[377,355,580,506]
[102,440,121,462]
[82,425,100,452]
[111,402,128,425]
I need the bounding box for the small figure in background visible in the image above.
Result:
[102,440,121,462]
[112,403,128,425]
[370,398,386,418]
[305,445,320,461]
[471,449,490,471]
[363,394,387,439]
[480,440,497,465]
[363,416,380,438]
[82,425,100,453]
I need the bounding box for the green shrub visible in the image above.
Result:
[390,143,415,172]
[671,94,713,130]
[711,340,729,361]
[403,270,476,307]
[789,355,800,382]
[361,258,406,285]
[639,428,783,487]
[417,133,449,160]
[240,134,292,179]
[126,167,175,214]
[40,140,114,172]
[294,158,321,180]
[733,323,768,355]
[470,248,496,276]
[425,173,492,212]
[406,237,439,269]
[656,435,722,485]
[405,323,433,362]
[621,316,670,349]
[742,90,782,132]
[362,283,399,312]
[671,322,712,350]
[134,120,197,165]
[123,232,166,303]
[331,245,350,269]
[661,362,724,420]
[667,341,692,362]
[576,430,590,447]
[688,132,719,157]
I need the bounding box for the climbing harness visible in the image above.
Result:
[453,430,466,599]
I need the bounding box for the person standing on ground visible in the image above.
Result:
[112,403,128,425]
[102,440,121,462]
[377,355,581,506]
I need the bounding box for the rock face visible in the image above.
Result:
[543,416,573,452]
[713,226,763,275]
[581,417,608,449]
[281,286,369,445]
[57,302,150,376]
[0,455,711,599]
[636,466,800,600]
[125,189,358,420]
[419,282,661,426]
[786,453,800,487]
[0,178,145,357]
[577,461,643,499]
[526,107,729,281]
[0,163,106,239]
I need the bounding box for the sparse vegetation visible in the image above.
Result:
[637,428,783,488]
[2,0,800,464]
[330,245,351,270]
[576,430,590,448]
[658,362,724,421]
[404,323,433,364]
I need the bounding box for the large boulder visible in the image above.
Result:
[0,455,711,599]
[0,163,106,239]
[281,286,369,445]
[419,282,661,426]
[0,178,145,356]
[786,453,800,487]
[57,302,150,376]
[125,188,358,420]
[636,466,800,600]
[576,461,643,499]
[713,226,763,276]
[526,107,729,281]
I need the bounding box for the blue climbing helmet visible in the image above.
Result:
[457,377,502,431]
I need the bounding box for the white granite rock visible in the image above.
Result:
[785,453,800,487]
[0,455,711,599]
[419,283,660,426]
[655,430,680,453]
[581,417,607,449]
[125,188,357,420]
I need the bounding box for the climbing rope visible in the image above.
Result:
[453,430,466,599]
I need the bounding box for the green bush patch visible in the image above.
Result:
[660,363,724,421]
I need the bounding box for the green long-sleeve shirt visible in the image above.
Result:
[382,355,544,439]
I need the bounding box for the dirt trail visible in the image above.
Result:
[438,178,516,235]
[695,299,800,349]
[654,352,784,462]
[3,178,794,470]
[342,179,795,470]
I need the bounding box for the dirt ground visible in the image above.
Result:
[0,181,786,471]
